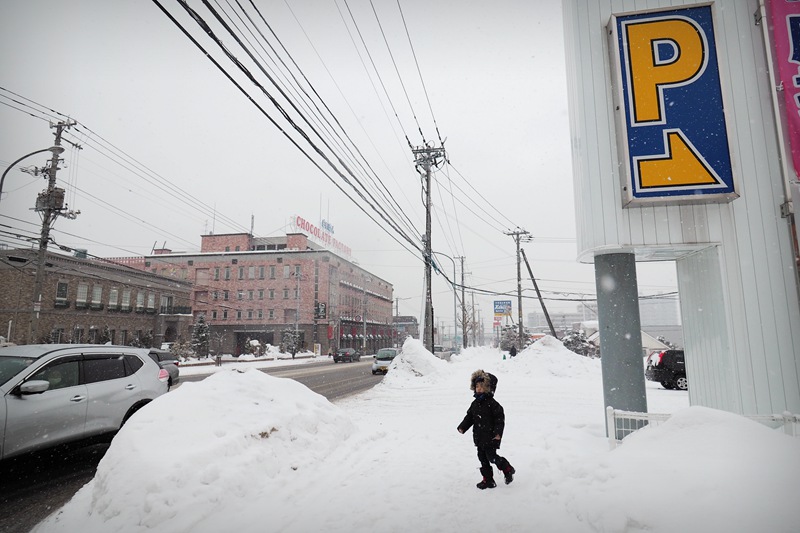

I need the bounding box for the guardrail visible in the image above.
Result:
[606,406,800,450]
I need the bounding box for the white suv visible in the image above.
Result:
[0,344,169,460]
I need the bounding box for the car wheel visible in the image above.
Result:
[661,381,674,390]
[675,375,688,390]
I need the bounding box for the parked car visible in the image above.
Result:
[147,349,180,389]
[333,348,361,363]
[645,349,688,390]
[372,348,399,375]
[433,345,453,360]
[0,344,169,461]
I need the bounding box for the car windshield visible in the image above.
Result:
[375,349,397,360]
[0,356,36,387]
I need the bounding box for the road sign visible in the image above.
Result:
[609,4,738,205]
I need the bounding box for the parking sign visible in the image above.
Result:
[609,4,738,205]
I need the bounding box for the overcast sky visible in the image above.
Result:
[0,0,678,335]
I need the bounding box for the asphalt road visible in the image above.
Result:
[0,359,381,533]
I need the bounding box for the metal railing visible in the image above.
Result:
[606,406,800,449]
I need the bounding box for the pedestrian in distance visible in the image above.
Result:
[457,369,516,490]
[509,345,517,358]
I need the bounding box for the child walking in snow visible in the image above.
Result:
[457,369,516,489]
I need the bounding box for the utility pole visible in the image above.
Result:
[28,120,78,344]
[459,256,467,349]
[412,143,446,353]
[362,276,371,355]
[471,291,477,346]
[520,247,558,339]
[505,228,531,352]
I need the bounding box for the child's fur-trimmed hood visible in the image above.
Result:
[470,369,494,392]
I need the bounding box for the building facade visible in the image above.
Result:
[124,232,394,355]
[0,248,193,346]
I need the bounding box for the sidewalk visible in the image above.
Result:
[177,352,332,377]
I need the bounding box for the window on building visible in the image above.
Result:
[237,290,244,300]
[283,265,290,278]
[122,289,131,311]
[248,290,254,300]
[225,246,230,252]
[92,285,103,305]
[249,266,255,279]
[222,309,228,319]
[160,295,173,313]
[51,328,64,343]
[120,330,127,345]
[108,288,119,308]
[236,310,242,319]
[147,292,156,310]
[77,283,89,303]
[213,291,218,300]
[247,309,253,319]
[294,265,301,276]
[269,265,276,279]
[259,266,265,279]
[223,290,229,301]
[269,289,275,300]
[238,266,244,280]
[225,267,231,280]
[257,309,263,319]
[258,289,264,300]
[214,267,220,281]
[283,288,289,299]
[73,327,84,343]
[294,288,299,299]
[56,281,68,300]
[212,310,217,319]
[268,309,274,319]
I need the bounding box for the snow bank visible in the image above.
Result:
[565,406,800,532]
[380,338,447,387]
[39,369,355,532]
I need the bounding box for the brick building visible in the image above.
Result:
[0,248,193,346]
[121,232,394,355]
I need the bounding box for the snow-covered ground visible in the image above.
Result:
[34,338,799,532]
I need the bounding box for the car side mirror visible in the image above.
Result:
[18,380,51,395]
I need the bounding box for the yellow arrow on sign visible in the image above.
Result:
[636,129,722,189]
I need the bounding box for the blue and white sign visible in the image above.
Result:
[494,300,512,316]
[609,4,738,205]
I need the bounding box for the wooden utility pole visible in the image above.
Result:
[412,143,445,353]
[505,228,530,351]
[28,120,78,343]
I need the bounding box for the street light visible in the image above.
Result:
[431,251,459,352]
[0,146,63,204]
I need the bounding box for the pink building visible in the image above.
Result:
[136,232,394,355]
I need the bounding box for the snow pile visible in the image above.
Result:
[35,342,800,533]
[44,370,354,532]
[381,338,447,386]
[565,406,800,532]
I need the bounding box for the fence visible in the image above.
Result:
[606,406,800,449]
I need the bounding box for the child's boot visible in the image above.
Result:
[476,466,496,490]
[502,464,516,485]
